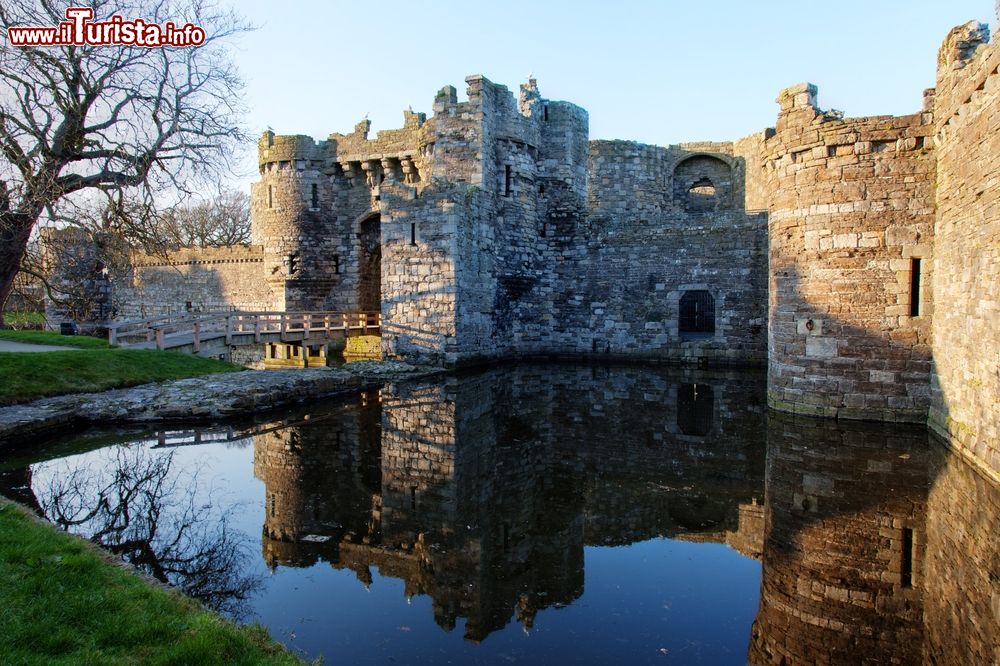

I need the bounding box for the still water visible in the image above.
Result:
[1,364,997,665]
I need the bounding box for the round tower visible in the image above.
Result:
[251,131,332,311]
[764,84,935,422]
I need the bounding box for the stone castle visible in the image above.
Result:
[83,20,998,483]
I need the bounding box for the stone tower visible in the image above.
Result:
[764,84,935,422]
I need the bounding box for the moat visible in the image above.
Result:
[1,364,996,665]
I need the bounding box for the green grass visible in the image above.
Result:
[0,499,304,665]
[3,311,46,327]
[0,349,242,405]
[0,329,111,349]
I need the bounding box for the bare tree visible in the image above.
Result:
[157,189,251,248]
[37,445,262,616]
[0,0,252,325]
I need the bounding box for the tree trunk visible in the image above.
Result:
[0,211,37,326]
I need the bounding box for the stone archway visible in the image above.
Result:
[358,213,381,312]
[672,154,733,214]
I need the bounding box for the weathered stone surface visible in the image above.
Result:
[765,81,935,425]
[928,20,1000,487]
[0,362,440,445]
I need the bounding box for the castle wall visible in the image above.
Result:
[526,140,768,363]
[764,84,936,422]
[115,246,276,318]
[929,22,1000,482]
[246,76,770,367]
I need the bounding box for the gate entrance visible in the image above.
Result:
[358,214,381,312]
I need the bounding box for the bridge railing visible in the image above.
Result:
[108,311,381,350]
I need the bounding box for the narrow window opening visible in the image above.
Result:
[287,253,299,275]
[539,183,545,195]
[410,222,417,246]
[543,105,549,121]
[688,178,716,198]
[311,183,318,209]
[269,494,276,517]
[333,254,340,275]
[410,486,417,510]
[901,527,914,587]
[540,221,546,238]
[504,165,512,197]
[909,258,922,317]
[267,184,273,208]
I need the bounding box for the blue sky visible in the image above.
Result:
[226,0,995,188]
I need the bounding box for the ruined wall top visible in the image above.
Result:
[935,21,998,132]
[256,74,588,183]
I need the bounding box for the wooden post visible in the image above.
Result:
[280,313,287,339]
[225,315,233,345]
[254,315,261,343]
[304,313,312,338]
[156,328,164,350]
[193,321,201,353]
[108,326,117,346]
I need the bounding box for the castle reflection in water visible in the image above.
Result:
[249,365,996,663]
[9,365,998,664]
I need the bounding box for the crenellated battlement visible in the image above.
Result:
[81,18,1000,482]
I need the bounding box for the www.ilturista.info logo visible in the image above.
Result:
[7,7,205,47]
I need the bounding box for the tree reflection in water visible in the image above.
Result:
[35,445,260,617]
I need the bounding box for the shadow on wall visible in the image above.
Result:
[380,284,458,363]
[768,262,933,424]
[763,257,998,663]
[119,262,231,319]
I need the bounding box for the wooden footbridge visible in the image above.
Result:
[107,311,381,353]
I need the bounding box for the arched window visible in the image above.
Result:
[679,290,715,339]
[673,154,732,214]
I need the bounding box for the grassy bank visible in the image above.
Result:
[0,499,302,665]
[0,348,242,405]
[0,329,111,349]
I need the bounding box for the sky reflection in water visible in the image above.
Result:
[4,364,996,665]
